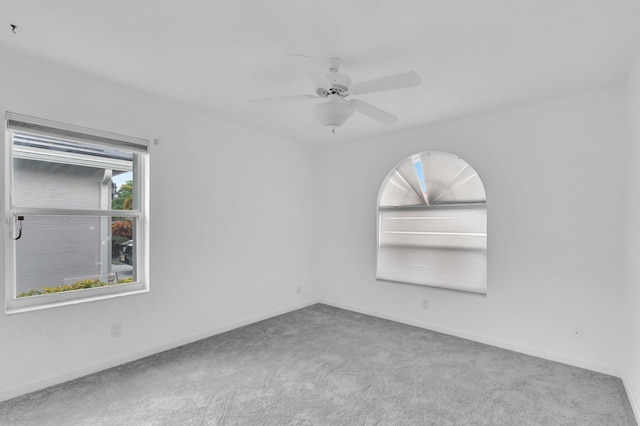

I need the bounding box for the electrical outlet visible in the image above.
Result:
[422,299,429,310]
[111,323,122,339]
[574,326,583,340]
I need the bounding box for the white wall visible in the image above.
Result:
[0,46,319,401]
[623,50,640,419]
[317,87,628,375]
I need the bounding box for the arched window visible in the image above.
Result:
[377,151,487,294]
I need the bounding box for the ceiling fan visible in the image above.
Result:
[254,55,421,133]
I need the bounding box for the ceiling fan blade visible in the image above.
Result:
[251,94,320,103]
[350,71,421,95]
[287,54,329,87]
[350,99,399,125]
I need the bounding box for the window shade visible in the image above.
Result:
[377,205,486,294]
[6,112,148,153]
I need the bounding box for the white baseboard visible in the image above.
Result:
[319,299,621,377]
[0,299,320,403]
[622,374,640,423]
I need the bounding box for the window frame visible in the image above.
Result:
[4,112,150,314]
[376,151,487,295]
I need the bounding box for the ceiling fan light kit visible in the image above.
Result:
[312,94,356,133]
[256,55,421,133]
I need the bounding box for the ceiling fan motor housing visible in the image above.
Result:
[316,72,352,97]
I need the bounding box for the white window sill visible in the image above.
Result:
[5,282,149,315]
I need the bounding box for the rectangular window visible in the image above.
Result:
[5,113,149,313]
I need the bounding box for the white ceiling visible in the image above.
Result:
[1,0,639,143]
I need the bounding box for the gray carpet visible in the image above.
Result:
[0,304,636,425]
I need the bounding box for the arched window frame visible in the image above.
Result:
[376,151,487,294]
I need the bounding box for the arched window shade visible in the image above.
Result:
[377,152,487,294]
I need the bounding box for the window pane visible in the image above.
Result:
[15,216,136,298]
[12,131,135,210]
[379,152,486,207]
